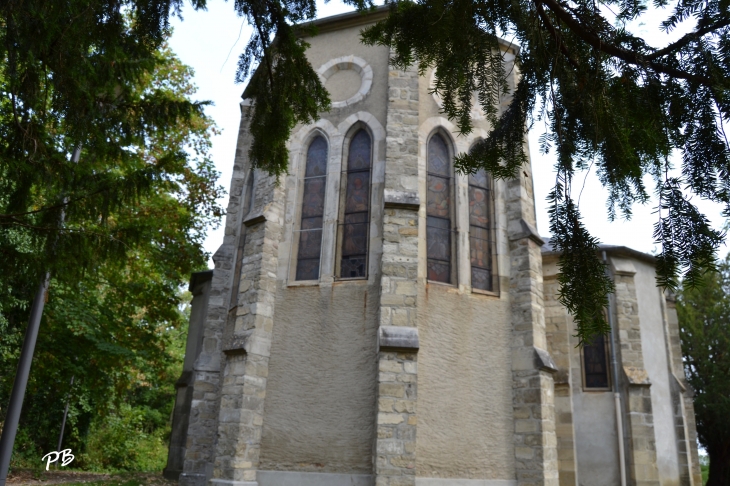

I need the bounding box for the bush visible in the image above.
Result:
[81,404,169,472]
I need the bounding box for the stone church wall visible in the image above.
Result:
[633,259,680,486]
[258,20,389,475]
[176,8,702,485]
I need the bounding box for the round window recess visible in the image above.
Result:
[316,56,373,108]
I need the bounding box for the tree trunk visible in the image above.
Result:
[707,441,730,486]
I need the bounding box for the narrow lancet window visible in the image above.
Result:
[340,129,372,278]
[230,171,255,310]
[426,133,453,283]
[296,136,328,280]
[583,333,611,389]
[469,169,493,291]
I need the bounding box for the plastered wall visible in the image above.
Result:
[301,22,389,131]
[570,357,621,486]
[416,285,515,479]
[259,283,379,473]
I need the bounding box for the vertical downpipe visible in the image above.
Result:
[603,251,627,486]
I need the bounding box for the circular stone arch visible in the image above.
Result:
[316,56,373,108]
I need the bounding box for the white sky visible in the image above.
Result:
[167,1,728,266]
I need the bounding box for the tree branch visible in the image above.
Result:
[534,0,581,70]
[537,0,715,86]
[646,17,730,60]
[251,1,275,89]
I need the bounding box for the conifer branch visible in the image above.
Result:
[534,0,581,70]
[537,0,715,85]
[646,17,730,60]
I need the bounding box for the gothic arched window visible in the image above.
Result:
[468,169,494,291]
[426,133,454,283]
[339,129,372,279]
[296,135,328,280]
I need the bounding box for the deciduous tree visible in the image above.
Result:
[0,38,222,466]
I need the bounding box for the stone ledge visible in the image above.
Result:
[209,480,258,486]
[383,190,420,211]
[379,326,419,352]
[508,218,545,246]
[222,334,250,355]
[610,256,637,276]
[179,473,208,486]
[243,212,266,227]
[175,370,194,389]
[623,366,651,386]
[513,346,558,373]
[534,346,558,373]
[416,480,516,486]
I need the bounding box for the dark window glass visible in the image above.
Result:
[427,134,452,283]
[296,136,327,280]
[584,333,610,389]
[340,130,372,278]
[469,169,493,291]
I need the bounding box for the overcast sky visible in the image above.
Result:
[168,1,728,266]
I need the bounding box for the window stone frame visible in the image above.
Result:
[418,117,503,295]
[284,121,340,285]
[281,113,386,287]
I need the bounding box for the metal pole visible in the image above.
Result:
[0,274,51,485]
[56,376,75,453]
[603,250,627,486]
[0,146,81,486]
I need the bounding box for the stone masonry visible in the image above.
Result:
[210,159,285,484]
[542,271,578,486]
[664,294,703,486]
[180,106,254,486]
[373,49,421,486]
[506,150,559,484]
[610,260,660,486]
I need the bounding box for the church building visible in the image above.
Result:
[164,7,703,486]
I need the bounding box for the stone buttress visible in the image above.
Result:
[373,48,421,486]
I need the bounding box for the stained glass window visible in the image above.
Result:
[584,333,611,389]
[340,130,371,278]
[427,134,453,283]
[469,169,493,291]
[296,136,328,280]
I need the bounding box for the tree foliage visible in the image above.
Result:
[1,3,728,346]
[677,253,730,486]
[0,10,222,466]
[226,0,729,342]
[0,0,221,286]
